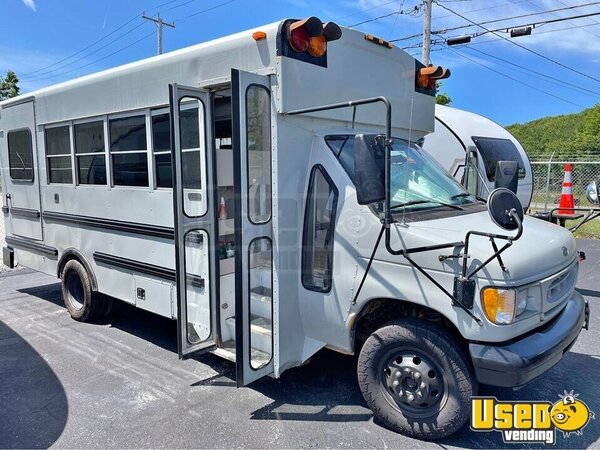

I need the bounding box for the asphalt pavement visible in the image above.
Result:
[0,240,599,449]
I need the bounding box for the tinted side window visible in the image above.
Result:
[109,115,148,187]
[8,129,34,181]
[472,136,526,182]
[45,125,73,184]
[302,166,338,293]
[75,121,106,185]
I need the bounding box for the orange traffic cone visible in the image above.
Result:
[558,163,576,215]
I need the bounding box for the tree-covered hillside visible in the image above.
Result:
[506,104,600,161]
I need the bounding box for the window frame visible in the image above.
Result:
[301,164,339,294]
[44,121,74,185]
[108,110,151,189]
[7,127,35,183]
[73,116,108,186]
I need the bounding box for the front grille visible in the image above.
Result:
[541,261,578,313]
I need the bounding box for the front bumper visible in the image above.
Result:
[469,291,589,387]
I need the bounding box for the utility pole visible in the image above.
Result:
[142,12,175,55]
[421,0,432,65]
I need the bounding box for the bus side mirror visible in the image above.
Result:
[494,160,518,194]
[586,181,599,205]
[354,134,386,205]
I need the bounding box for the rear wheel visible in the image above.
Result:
[357,318,476,440]
[61,259,105,321]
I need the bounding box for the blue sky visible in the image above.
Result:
[3,0,600,125]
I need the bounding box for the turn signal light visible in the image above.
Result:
[481,287,516,324]
[416,65,451,91]
[252,31,267,41]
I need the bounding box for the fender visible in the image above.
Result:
[56,248,98,292]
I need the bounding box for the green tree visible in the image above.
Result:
[435,82,451,106]
[0,71,20,100]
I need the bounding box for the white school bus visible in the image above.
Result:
[0,17,589,439]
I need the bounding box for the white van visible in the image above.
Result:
[422,105,533,208]
[0,17,588,440]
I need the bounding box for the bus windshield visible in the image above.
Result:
[325,135,478,212]
[389,139,476,212]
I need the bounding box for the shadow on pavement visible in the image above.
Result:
[0,320,68,449]
[15,279,600,447]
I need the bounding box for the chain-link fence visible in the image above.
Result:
[530,161,600,212]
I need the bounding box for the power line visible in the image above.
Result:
[462,46,600,97]
[20,0,185,78]
[431,1,600,36]
[26,31,157,83]
[21,20,148,80]
[444,46,586,108]
[435,1,600,84]
[348,4,421,28]
[176,0,239,22]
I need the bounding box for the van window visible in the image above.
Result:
[45,125,73,184]
[302,166,338,293]
[152,106,202,190]
[246,85,271,224]
[7,129,34,181]
[152,112,172,188]
[110,115,148,187]
[75,121,106,185]
[472,136,526,182]
[325,135,355,182]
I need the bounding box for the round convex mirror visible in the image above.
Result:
[487,188,523,230]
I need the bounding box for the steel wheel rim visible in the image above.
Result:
[379,348,447,418]
[66,271,85,311]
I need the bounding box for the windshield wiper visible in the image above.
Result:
[450,193,471,199]
[390,199,464,211]
[451,192,487,203]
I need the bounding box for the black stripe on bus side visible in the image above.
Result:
[10,207,41,219]
[43,211,174,239]
[5,235,58,257]
[93,252,204,288]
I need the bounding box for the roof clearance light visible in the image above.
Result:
[416,65,451,91]
[308,34,327,57]
[252,31,267,41]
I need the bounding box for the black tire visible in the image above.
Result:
[61,259,104,322]
[357,318,477,440]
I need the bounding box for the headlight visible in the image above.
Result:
[515,288,528,316]
[481,288,516,324]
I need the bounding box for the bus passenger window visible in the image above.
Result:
[8,129,34,181]
[110,115,148,187]
[151,112,172,188]
[302,166,338,293]
[45,125,73,184]
[74,121,106,185]
[246,85,271,224]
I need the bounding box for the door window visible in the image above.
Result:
[246,85,271,224]
[8,129,34,181]
[472,136,526,182]
[302,166,338,293]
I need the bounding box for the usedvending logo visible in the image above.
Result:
[471,391,595,444]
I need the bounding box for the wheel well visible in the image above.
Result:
[57,249,98,291]
[353,298,465,354]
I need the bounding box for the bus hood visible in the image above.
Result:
[396,211,577,284]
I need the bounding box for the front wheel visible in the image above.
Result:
[357,318,477,440]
